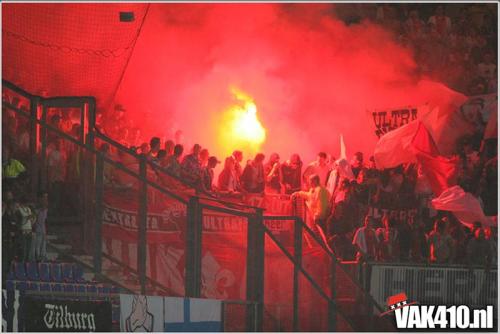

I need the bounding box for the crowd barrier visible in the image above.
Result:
[364,263,498,311]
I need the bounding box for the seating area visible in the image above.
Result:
[5,261,120,294]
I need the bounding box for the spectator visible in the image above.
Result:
[350,152,365,179]
[427,218,455,263]
[303,152,330,187]
[292,174,330,234]
[447,216,468,263]
[405,9,426,41]
[332,179,351,205]
[16,193,35,262]
[47,139,66,214]
[199,148,209,168]
[200,156,220,194]
[328,181,358,236]
[466,228,492,269]
[231,150,244,180]
[352,215,378,261]
[408,216,429,262]
[241,153,266,194]
[479,155,498,215]
[129,128,142,147]
[477,51,496,81]
[2,190,19,275]
[428,5,452,38]
[60,112,73,133]
[218,157,242,193]
[47,114,62,145]
[280,154,303,194]
[118,128,130,147]
[2,146,26,182]
[30,191,48,262]
[376,215,400,262]
[165,144,184,178]
[139,142,150,156]
[181,144,202,185]
[330,232,356,261]
[164,139,175,157]
[148,137,161,160]
[264,153,281,194]
[154,149,167,167]
[484,226,497,265]
[397,217,413,261]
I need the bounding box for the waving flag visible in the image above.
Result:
[431,185,495,228]
[410,121,459,196]
[374,120,419,169]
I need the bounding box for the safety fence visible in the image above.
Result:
[365,262,498,311]
[3,80,395,331]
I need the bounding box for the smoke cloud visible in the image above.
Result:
[116,3,462,164]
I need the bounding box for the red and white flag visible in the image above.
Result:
[410,121,459,196]
[431,185,496,228]
[373,120,419,169]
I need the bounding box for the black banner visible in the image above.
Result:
[371,107,418,138]
[24,297,112,332]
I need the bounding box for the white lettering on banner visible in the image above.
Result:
[370,106,419,138]
[203,215,245,232]
[370,266,497,309]
[245,194,293,215]
[102,205,183,231]
[43,304,96,331]
[202,215,290,233]
[368,207,417,224]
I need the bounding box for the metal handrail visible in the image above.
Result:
[271,214,388,314]
[94,129,262,212]
[100,253,181,296]
[3,101,189,204]
[3,81,379,330]
[260,222,357,331]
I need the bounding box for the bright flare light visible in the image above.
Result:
[218,87,266,156]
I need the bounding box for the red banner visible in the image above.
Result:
[101,188,329,325]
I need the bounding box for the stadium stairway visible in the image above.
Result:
[47,230,171,296]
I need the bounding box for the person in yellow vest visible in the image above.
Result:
[291,174,330,234]
[2,146,26,179]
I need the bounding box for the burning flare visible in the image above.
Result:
[218,87,266,156]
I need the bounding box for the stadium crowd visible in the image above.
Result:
[3,92,497,273]
[2,2,497,278]
[337,3,497,96]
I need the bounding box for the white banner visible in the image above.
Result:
[119,295,222,332]
[369,264,497,309]
[120,294,164,332]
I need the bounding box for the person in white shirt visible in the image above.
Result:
[352,215,378,261]
[292,174,331,234]
[303,152,330,189]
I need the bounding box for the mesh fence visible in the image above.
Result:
[2,3,149,110]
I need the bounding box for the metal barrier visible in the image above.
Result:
[365,262,498,310]
[2,80,391,331]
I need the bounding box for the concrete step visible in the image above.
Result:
[46,234,58,241]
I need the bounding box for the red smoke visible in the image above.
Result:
[116,3,463,164]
